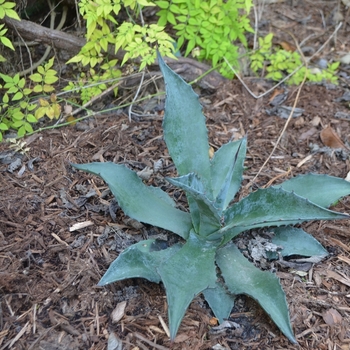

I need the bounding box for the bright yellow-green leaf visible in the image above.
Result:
[3,93,9,103]
[26,114,37,123]
[19,100,27,109]
[33,85,43,92]
[30,73,43,83]
[0,36,14,50]
[23,88,32,95]
[7,86,18,93]
[137,0,155,6]
[12,110,24,120]
[0,122,9,130]
[12,120,23,128]
[12,91,23,101]
[35,107,47,120]
[45,57,55,70]
[44,75,58,84]
[66,55,83,64]
[17,125,26,137]
[37,66,45,75]
[167,11,176,25]
[12,73,20,84]
[24,122,33,132]
[27,103,37,111]
[156,1,169,9]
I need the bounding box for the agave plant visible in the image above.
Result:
[72,54,350,343]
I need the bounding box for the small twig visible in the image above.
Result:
[133,332,169,350]
[68,80,122,119]
[252,2,259,51]
[128,70,145,122]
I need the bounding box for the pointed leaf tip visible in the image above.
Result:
[158,52,213,196]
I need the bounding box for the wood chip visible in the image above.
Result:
[322,308,343,325]
[111,301,127,324]
[69,220,94,232]
[327,270,350,287]
[338,255,350,265]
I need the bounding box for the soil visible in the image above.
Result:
[1,1,350,349]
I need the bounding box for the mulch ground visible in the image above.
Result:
[1,1,350,349]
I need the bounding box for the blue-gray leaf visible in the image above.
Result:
[99,239,182,285]
[274,174,350,208]
[216,243,297,343]
[72,162,192,239]
[158,52,213,197]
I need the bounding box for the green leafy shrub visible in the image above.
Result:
[0,0,20,62]
[72,54,350,341]
[63,0,176,109]
[250,33,339,85]
[67,0,175,69]
[155,0,254,78]
[0,58,60,139]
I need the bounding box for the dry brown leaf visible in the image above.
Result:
[111,301,127,323]
[322,308,343,325]
[279,41,296,52]
[320,125,348,149]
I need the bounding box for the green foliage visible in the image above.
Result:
[72,55,350,341]
[68,0,175,70]
[0,58,61,140]
[154,0,254,78]
[0,0,20,62]
[63,0,175,108]
[63,59,122,105]
[250,33,339,85]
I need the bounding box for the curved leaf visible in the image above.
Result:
[222,187,349,233]
[167,173,221,236]
[158,231,218,339]
[158,53,213,197]
[203,283,236,323]
[211,138,247,211]
[216,243,297,343]
[72,162,192,239]
[268,226,328,258]
[98,239,182,285]
[274,174,350,208]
